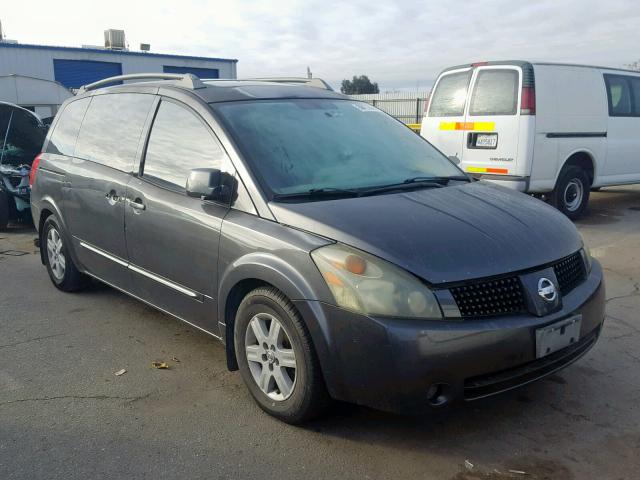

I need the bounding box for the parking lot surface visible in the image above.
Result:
[1,187,639,480]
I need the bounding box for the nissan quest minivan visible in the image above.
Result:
[422,60,640,219]
[31,73,605,423]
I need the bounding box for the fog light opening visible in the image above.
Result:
[426,383,450,407]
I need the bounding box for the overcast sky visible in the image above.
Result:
[2,0,639,90]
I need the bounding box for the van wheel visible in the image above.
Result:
[234,287,330,424]
[0,191,8,231]
[42,215,89,292]
[551,166,590,220]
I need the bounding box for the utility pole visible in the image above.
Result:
[307,66,312,79]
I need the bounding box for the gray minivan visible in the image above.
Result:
[31,73,605,423]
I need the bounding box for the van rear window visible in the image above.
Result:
[469,70,518,116]
[428,71,471,117]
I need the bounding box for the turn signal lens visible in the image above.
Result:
[345,254,367,275]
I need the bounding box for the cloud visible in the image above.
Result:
[3,0,639,90]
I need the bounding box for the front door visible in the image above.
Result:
[64,93,155,290]
[125,98,232,333]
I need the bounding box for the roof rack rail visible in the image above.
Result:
[77,73,206,93]
[244,77,334,91]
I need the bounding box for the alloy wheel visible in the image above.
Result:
[245,312,297,401]
[46,227,66,281]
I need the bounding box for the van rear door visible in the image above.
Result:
[421,68,472,164]
[461,66,522,178]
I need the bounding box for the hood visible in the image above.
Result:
[269,181,582,285]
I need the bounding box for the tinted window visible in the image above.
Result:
[428,71,471,117]
[216,99,463,196]
[604,74,635,116]
[142,100,225,190]
[470,69,518,116]
[46,98,90,156]
[1,107,46,166]
[75,93,154,171]
[631,78,640,115]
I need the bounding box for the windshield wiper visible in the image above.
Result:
[272,187,362,201]
[402,175,470,185]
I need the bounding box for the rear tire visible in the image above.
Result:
[551,165,590,220]
[234,287,330,424]
[0,190,9,231]
[42,215,89,292]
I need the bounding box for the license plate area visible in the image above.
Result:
[468,132,498,149]
[536,315,582,359]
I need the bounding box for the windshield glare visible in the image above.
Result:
[214,99,463,196]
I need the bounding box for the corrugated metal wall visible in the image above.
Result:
[53,59,123,88]
[163,65,220,79]
[349,91,430,124]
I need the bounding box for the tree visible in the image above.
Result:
[625,60,640,71]
[340,75,380,95]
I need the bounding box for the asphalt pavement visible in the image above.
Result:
[1,187,639,479]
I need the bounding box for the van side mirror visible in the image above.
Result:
[186,168,232,203]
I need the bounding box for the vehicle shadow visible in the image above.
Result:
[577,186,640,226]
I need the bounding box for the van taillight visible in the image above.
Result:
[521,86,536,115]
[29,154,42,187]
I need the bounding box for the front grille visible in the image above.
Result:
[464,326,600,400]
[449,251,588,319]
[450,276,526,318]
[554,251,587,295]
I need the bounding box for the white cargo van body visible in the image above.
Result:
[421,61,640,218]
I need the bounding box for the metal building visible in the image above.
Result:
[0,38,238,105]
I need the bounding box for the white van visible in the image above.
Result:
[421,61,640,219]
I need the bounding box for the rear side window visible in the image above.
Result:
[75,93,155,171]
[46,98,90,156]
[142,100,226,191]
[604,74,637,116]
[428,71,471,117]
[469,69,519,116]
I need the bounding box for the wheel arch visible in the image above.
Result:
[554,150,596,188]
[217,252,331,373]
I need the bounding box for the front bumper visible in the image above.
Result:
[294,259,605,413]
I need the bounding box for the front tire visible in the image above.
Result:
[42,215,88,292]
[234,287,330,424]
[551,165,590,220]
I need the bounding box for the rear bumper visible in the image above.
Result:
[294,259,605,414]
[471,174,530,192]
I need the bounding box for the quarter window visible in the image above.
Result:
[469,69,519,116]
[75,93,155,171]
[428,71,472,117]
[142,100,225,190]
[46,98,90,156]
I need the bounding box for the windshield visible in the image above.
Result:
[214,99,463,197]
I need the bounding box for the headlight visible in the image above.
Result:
[579,233,593,273]
[311,243,442,319]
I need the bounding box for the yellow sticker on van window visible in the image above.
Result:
[439,122,495,131]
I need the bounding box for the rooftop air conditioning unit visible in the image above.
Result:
[140,43,151,52]
[104,29,126,50]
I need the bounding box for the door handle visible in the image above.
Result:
[127,198,146,211]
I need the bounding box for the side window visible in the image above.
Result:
[142,100,226,191]
[604,75,632,116]
[2,108,46,166]
[428,71,471,117]
[46,98,90,156]
[75,93,155,171]
[631,78,640,115]
[469,69,519,116]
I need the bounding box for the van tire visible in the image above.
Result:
[42,215,89,292]
[234,287,330,424]
[551,166,590,220]
[0,191,8,231]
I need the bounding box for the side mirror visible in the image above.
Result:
[186,168,232,202]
